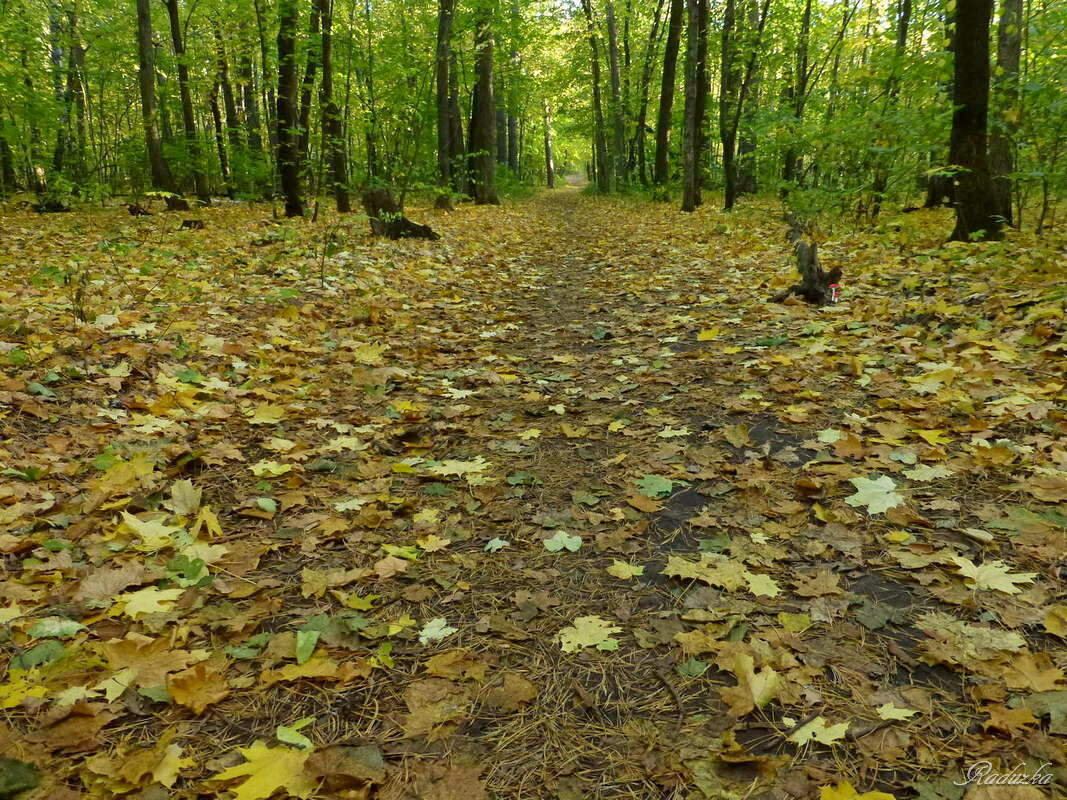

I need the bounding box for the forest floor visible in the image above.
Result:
[0,189,1065,800]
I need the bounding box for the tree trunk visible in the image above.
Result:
[736,0,761,195]
[606,2,627,186]
[582,0,612,192]
[238,53,264,154]
[210,82,230,184]
[447,49,465,192]
[277,0,304,217]
[721,0,769,210]
[468,11,499,204]
[719,0,738,209]
[989,0,1020,226]
[136,0,185,209]
[782,0,812,186]
[949,0,1000,241]
[298,1,321,164]
[631,0,666,185]
[164,0,209,203]
[435,0,456,187]
[361,187,439,239]
[652,0,683,188]
[870,0,910,216]
[543,99,555,188]
[496,107,508,165]
[508,114,519,172]
[212,28,243,182]
[681,0,707,212]
[317,0,350,212]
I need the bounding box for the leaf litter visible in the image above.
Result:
[0,194,1065,798]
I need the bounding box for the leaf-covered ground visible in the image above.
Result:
[0,191,1065,800]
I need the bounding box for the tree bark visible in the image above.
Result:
[582,0,612,192]
[447,49,465,192]
[209,82,230,184]
[435,0,456,186]
[681,0,708,212]
[652,0,683,188]
[782,0,812,186]
[721,0,769,210]
[468,11,499,204]
[318,0,350,211]
[298,1,321,164]
[606,2,627,186]
[164,0,210,203]
[136,0,185,208]
[543,99,555,188]
[870,0,910,216]
[989,0,1021,226]
[631,0,665,185]
[238,53,264,154]
[276,0,304,217]
[949,0,1000,241]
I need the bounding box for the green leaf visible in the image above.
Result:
[295,630,320,665]
[636,474,673,498]
[0,756,41,797]
[276,717,315,750]
[27,617,85,639]
[543,531,582,552]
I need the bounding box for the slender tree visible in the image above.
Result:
[435,0,457,187]
[469,7,500,204]
[276,0,304,217]
[606,1,627,185]
[652,0,683,188]
[582,0,612,191]
[164,0,209,202]
[631,0,666,184]
[681,0,708,212]
[135,0,185,209]
[949,0,1000,241]
[543,99,555,188]
[990,0,1021,226]
[318,0,350,211]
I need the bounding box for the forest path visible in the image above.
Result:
[1,194,1062,800]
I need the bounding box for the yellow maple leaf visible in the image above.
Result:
[0,670,48,709]
[120,587,184,619]
[697,327,721,341]
[950,556,1036,594]
[606,560,644,580]
[789,716,850,745]
[246,404,287,425]
[121,512,184,551]
[208,741,315,800]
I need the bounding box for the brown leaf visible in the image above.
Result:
[167,658,231,714]
[482,672,537,712]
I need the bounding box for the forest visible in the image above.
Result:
[0,0,1066,798]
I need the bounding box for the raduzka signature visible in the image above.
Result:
[955,761,1054,787]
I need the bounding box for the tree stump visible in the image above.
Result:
[770,214,842,305]
[361,188,440,240]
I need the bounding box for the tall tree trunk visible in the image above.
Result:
[543,99,555,188]
[70,13,87,184]
[317,0,350,211]
[253,0,277,143]
[508,114,519,172]
[870,0,911,215]
[632,0,666,185]
[782,0,812,185]
[736,0,761,195]
[653,0,683,188]
[468,11,499,204]
[606,2,627,186]
[721,0,769,210]
[238,53,264,153]
[949,0,999,241]
[447,49,465,191]
[496,107,508,164]
[136,0,184,207]
[277,0,304,217]
[680,0,707,211]
[582,0,612,191]
[435,0,456,186]
[210,82,230,184]
[165,0,209,203]
[298,2,321,164]
[49,6,70,177]
[989,0,1020,226]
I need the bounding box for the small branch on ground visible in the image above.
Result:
[769,213,842,305]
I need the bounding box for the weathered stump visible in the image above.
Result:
[770,214,842,305]
[361,188,440,241]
